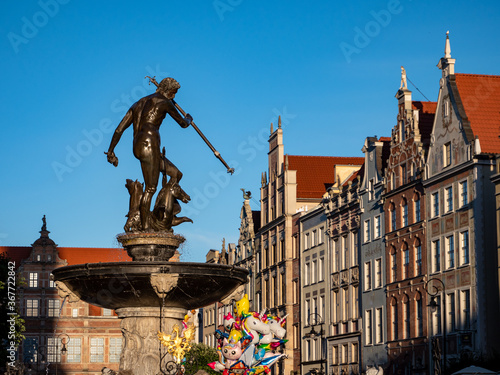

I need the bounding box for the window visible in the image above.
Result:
[332,240,338,272]
[72,308,78,318]
[65,338,81,363]
[352,342,358,363]
[49,276,56,288]
[391,208,397,231]
[414,198,421,222]
[432,240,441,273]
[37,254,41,262]
[446,235,455,269]
[47,337,61,363]
[448,293,456,332]
[342,236,349,269]
[29,273,38,288]
[415,242,422,276]
[417,298,423,337]
[319,257,324,281]
[461,290,471,329]
[364,219,371,243]
[391,252,397,282]
[401,163,407,184]
[312,230,317,248]
[460,180,468,207]
[375,258,382,288]
[304,262,310,286]
[23,337,38,364]
[432,192,440,217]
[108,337,122,362]
[402,201,408,227]
[101,308,112,316]
[374,215,381,238]
[342,344,349,364]
[364,262,372,291]
[404,300,410,338]
[47,299,60,317]
[403,246,410,279]
[444,142,451,167]
[26,300,39,317]
[353,286,359,319]
[311,260,317,284]
[90,338,104,363]
[369,179,375,201]
[343,287,349,321]
[460,231,470,265]
[332,290,338,322]
[305,233,310,250]
[332,346,339,365]
[445,186,453,213]
[375,307,383,344]
[392,303,398,340]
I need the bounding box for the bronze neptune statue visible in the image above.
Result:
[106,77,233,233]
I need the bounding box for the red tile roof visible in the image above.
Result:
[0,246,131,268]
[0,246,32,268]
[454,73,500,154]
[287,155,364,199]
[58,247,131,265]
[412,101,437,142]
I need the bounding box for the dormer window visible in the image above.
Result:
[36,254,41,262]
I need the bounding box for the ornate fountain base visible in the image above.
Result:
[117,232,185,262]
[117,307,186,375]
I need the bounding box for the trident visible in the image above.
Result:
[146,76,234,174]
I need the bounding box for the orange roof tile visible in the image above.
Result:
[454,73,500,154]
[287,155,364,199]
[0,245,131,268]
[58,247,131,265]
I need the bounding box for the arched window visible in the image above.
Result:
[402,199,408,227]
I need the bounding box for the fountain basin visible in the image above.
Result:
[52,261,249,310]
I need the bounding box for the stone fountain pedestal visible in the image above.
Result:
[53,232,248,375]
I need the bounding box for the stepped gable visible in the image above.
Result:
[287,155,364,199]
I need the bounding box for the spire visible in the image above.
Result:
[278,115,282,129]
[437,30,455,77]
[444,30,451,58]
[270,122,274,134]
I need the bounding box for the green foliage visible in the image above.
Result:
[183,343,219,375]
[0,253,26,370]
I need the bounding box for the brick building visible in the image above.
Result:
[383,77,436,373]
[1,218,131,374]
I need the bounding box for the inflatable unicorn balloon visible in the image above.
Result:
[210,294,288,374]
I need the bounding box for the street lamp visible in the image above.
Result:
[425,278,446,375]
[56,333,70,375]
[305,313,325,375]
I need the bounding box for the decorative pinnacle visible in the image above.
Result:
[278,115,282,128]
[444,30,451,58]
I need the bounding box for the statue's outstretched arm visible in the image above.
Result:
[106,109,133,166]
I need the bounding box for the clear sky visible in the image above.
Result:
[2,0,499,261]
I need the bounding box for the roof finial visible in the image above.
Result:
[278,115,282,128]
[270,122,274,134]
[444,30,451,58]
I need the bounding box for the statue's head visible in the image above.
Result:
[158,77,181,99]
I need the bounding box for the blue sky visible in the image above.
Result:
[2,0,499,261]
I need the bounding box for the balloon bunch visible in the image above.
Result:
[209,294,287,375]
[158,310,197,364]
